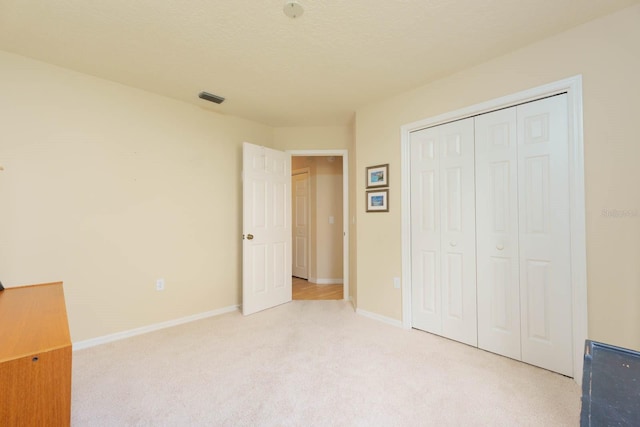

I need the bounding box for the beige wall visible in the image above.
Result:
[354,4,640,350]
[0,51,273,342]
[273,126,351,151]
[314,156,344,281]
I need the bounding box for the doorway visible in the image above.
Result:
[288,150,349,301]
[292,277,343,300]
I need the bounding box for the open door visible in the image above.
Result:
[292,170,310,280]
[242,142,292,315]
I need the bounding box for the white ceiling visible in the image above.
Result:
[0,0,637,126]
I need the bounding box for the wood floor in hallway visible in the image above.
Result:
[292,277,343,300]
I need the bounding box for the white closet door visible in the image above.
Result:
[410,126,442,334]
[439,119,477,346]
[411,119,477,346]
[475,107,522,360]
[517,94,573,377]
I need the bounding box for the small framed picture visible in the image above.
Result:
[366,189,389,213]
[366,164,389,188]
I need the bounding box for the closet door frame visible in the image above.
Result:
[400,75,587,385]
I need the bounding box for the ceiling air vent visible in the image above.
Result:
[198,91,225,104]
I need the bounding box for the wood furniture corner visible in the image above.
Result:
[0,282,72,426]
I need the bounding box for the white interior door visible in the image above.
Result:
[410,126,442,334]
[475,96,572,375]
[475,107,522,360]
[242,142,292,316]
[411,95,572,375]
[292,171,309,279]
[411,118,477,346]
[439,119,477,347]
[517,95,573,376]
[404,79,585,380]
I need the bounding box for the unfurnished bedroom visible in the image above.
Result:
[1,1,640,425]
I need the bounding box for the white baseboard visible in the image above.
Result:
[356,308,403,328]
[308,278,343,285]
[73,305,239,351]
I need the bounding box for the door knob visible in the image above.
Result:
[496,244,504,250]
[247,234,254,240]
[449,241,457,247]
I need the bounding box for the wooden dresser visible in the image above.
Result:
[0,282,72,426]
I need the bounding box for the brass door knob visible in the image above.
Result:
[247,234,254,240]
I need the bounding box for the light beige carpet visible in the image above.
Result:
[72,300,580,426]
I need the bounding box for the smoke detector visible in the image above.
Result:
[283,1,304,19]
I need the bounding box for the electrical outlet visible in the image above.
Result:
[393,277,401,289]
[156,278,165,291]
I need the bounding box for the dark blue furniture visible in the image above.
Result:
[581,340,640,426]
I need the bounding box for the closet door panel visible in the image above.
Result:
[475,108,521,360]
[517,94,573,377]
[439,119,477,347]
[410,127,442,334]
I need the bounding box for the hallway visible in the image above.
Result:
[292,277,343,300]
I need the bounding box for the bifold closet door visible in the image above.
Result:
[517,95,572,377]
[410,118,477,347]
[475,94,573,377]
[475,107,522,361]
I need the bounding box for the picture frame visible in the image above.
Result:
[366,164,389,188]
[366,189,389,213]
